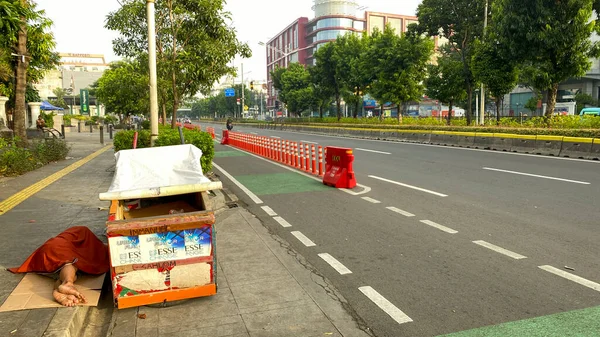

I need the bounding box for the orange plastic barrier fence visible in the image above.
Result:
[224,131,326,179]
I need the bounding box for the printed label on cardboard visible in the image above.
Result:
[139,231,186,263]
[184,227,212,257]
[109,236,142,267]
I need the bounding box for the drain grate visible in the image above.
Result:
[226,202,239,209]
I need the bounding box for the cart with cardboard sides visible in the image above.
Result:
[99,144,222,309]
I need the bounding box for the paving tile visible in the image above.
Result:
[159,314,247,336]
[157,289,239,328]
[228,276,307,311]
[220,256,290,286]
[242,303,340,337]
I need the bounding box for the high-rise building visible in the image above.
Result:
[265,0,426,110]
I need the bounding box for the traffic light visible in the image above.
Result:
[250,81,254,90]
[275,100,280,109]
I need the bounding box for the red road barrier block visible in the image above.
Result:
[322,146,356,189]
[221,130,229,145]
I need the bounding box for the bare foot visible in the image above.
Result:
[58,282,86,304]
[52,289,80,307]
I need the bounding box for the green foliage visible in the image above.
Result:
[575,93,598,114]
[425,47,466,124]
[49,88,69,109]
[278,63,313,116]
[334,32,372,118]
[40,111,55,128]
[95,60,150,118]
[0,138,70,176]
[105,0,251,126]
[113,127,215,173]
[492,0,600,117]
[103,114,118,124]
[313,43,343,119]
[62,115,72,126]
[366,26,434,120]
[524,96,541,113]
[141,120,150,130]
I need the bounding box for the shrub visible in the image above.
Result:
[0,138,70,176]
[63,115,73,126]
[40,111,55,128]
[141,120,151,130]
[114,126,214,173]
[104,114,118,125]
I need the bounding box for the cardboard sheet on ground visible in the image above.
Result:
[0,273,105,312]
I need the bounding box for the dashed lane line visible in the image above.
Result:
[359,286,413,325]
[483,167,591,185]
[361,197,381,204]
[290,231,316,247]
[473,240,527,260]
[420,220,458,234]
[318,253,352,275]
[386,206,415,217]
[261,206,277,216]
[355,148,391,155]
[0,145,112,215]
[273,216,292,228]
[368,175,448,197]
[539,265,600,292]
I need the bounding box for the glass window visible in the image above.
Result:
[388,18,403,36]
[353,21,365,30]
[316,18,354,30]
[369,15,384,34]
[316,29,350,42]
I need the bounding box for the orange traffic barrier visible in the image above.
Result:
[322,146,356,189]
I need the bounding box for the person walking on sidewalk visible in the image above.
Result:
[8,226,110,307]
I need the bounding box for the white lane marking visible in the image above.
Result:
[273,216,292,228]
[301,140,318,144]
[420,220,458,234]
[270,136,280,139]
[356,148,391,155]
[212,163,263,204]
[361,197,381,204]
[472,240,527,260]
[539,265,600,292]
[482,167,590,185]
[369,175,448,197]
[291,231,316,247]
[280,129,600,165]
[359,286,413,325]
[318,253,352,275]
[261,206,277,216]
[250,132,258,135]
[224,145,373,196]
[386,206,415,217]
[340,183,371,196]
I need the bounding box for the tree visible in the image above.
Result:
[313,43,343,120]
[95,60,149,120]
[106,0,251,128]
[49,87,69,109]
[279,63,313,116]
[472,39,518,124]
[334,32,372,118]
[309,65,334,118]
[417,0,487,125]
[366,26,433,123]
[0,0,58,142]
[425,48,466,125]
[492,0,600,119]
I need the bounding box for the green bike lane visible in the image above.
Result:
[211,141,600,337]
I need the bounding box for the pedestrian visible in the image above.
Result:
[226,118,233,131]
[36,115,46,131]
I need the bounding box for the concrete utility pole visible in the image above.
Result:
[479,0,488,125]
[146,0,159,146]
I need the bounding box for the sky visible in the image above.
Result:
[35,0,423,85]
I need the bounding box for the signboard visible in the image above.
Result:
[80,89,90,115]
[225,88,235,97]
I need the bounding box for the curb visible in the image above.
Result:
[42,306,90,337]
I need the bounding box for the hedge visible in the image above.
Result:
[113,126,214,173]
[0,138,71,176]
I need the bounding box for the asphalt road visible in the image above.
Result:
[204,121,600,337]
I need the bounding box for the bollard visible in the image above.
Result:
[318,146,324,176]
[305,144,310,172]
[109,125,113,139]
[133,132,139,149]
[100,125,104,144]
[78,121,81,133]
[61,124,65,139]
[299,143,304,170]
[90,124,93,133]
[178,126,185,144]
[312,145,317,175]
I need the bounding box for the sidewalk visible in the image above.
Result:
[0,131,371,337]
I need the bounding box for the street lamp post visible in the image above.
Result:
[146,0,159,146]
[479,0,489,126]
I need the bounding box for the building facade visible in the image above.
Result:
[265,0,424,110]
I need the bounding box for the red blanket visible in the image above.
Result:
[8,226,109,275]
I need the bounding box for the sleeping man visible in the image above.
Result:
[8,226,110,306]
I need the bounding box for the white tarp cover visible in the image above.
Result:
[107,144,211,194]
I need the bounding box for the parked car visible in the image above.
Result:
[580,107,600,117]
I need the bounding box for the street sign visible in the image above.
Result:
[80,89,90,115]
[236,98,241,105]
[225,88,235,97]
